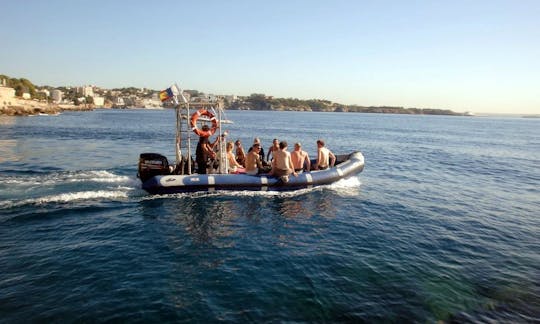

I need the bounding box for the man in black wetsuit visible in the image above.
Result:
[195,125,216,174]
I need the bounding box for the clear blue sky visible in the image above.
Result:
[1,0,539,114]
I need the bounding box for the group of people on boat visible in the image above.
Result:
[195,125,336,182]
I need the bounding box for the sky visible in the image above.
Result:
[1,0,539,114]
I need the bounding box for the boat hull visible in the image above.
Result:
[141,151,364,194]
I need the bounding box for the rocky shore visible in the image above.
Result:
[0,98,94,116]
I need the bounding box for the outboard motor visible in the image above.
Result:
[138,153,170,182]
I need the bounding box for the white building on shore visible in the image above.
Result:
[51,89,63,103]
[39,89,50,98]
[0,85,16,110]
[80,85,94,97]
[93,96,105,107]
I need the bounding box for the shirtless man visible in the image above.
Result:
[245,143,262,175]
[267,138,279,162]
[291,142,311,172]
[314,139,336,170]
[248,138,267,166]
[269,141,297,182]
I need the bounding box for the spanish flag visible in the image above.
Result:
[159,87,174,102]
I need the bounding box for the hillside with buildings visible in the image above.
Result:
[1,74,465,116]
[0,75,166,116]
[0,75,235,116]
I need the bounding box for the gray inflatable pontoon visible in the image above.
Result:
[139,151,364,194]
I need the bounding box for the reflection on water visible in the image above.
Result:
[276,192,338,220]
[0,110,20,162]
[140,196,243,247]
[0,116,16,126]
[138,191,340,247]
[175,199,240,245]
[279,199,314,219]
[0,140,20,162]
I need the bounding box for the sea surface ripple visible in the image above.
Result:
[0,110,538,322]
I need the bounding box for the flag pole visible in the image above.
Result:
[176,84,191,174]
[172,95,181,167]
[218,105,227,174]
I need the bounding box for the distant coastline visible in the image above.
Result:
[224,94,467,116]
[227,103,464,116]
[1,103,468,117]
[0,98,93,116]
[1,74,472,117]
[1,74,537,118]
[3,100,537,118]
[1,92,469,117]
[0,98,491,117]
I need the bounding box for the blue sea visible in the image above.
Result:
[0,109,538,322]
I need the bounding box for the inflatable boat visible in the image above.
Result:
[138,151,365,194]
[137,93,364,194]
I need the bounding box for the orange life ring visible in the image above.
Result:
[190,109,218,137]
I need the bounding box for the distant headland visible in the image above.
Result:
[227,93,463,115]
[1,74,468,116]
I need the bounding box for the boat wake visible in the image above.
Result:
[326,176,363,196]
[2,170,137,186]
[0,170,143,209]
[0,170,363,209]
[0,190,130,209]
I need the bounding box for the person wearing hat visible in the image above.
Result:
[291,142,311,172]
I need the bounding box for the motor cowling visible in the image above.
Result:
[138,153,170,182]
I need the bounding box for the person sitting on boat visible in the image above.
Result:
[267,138,279,162]
[245,143,263,175]
[314,139,336,170]
[234,139,246,167]
[291,142,311,173]
[195,125,218,174]
[226,141,245,174]
[248,138,267,166]
[268,141,297,182]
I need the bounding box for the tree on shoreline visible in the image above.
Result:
[0,75,36,97]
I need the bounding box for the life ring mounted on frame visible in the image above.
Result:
[190,109,218,137]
